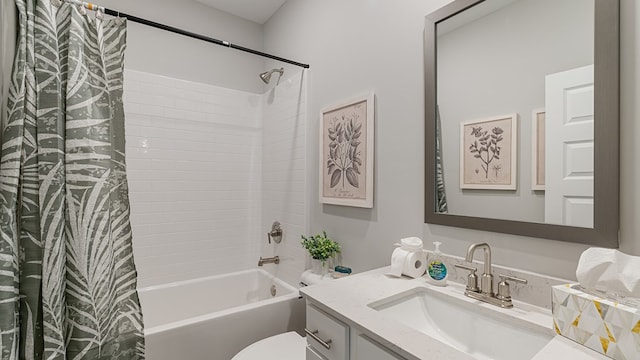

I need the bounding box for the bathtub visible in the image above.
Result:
[139,269,305,360]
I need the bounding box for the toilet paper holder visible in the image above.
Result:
[267,221,283,244]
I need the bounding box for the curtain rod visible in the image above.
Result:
[60,0,311,69]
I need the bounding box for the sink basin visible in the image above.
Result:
[368,286,553,360]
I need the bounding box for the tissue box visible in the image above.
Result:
[552,284,640,359]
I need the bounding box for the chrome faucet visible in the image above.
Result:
[455,243,527,309]
[258,256,280,266]
[465,242,494,295]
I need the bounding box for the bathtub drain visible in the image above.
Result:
[270,285,277,297]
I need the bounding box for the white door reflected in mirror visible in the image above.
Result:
[545,65,594,228]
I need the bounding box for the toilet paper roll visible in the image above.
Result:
[388,248,409,277]
[400,237,423,252]
[388,248,427,279]
[402,250,427,279]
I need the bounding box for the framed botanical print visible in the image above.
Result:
[460,114,517,190]
[320,92,374,208]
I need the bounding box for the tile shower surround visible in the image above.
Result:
[123,70,307,288]
[260,75,308,287]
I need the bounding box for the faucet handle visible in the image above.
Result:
[499,274,527,284]
[455,264,477,272]
[455,264,479,292]
[496,274,527,301]
[267,221,283,244]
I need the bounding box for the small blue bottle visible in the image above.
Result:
[427,242,448,286]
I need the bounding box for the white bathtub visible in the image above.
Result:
[139,269,305,360]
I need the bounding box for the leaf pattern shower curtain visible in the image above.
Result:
[0,1,144,359]
[436,106,448,213]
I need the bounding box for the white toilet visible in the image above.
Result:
[231,331,306,360]
[232,270,333,359]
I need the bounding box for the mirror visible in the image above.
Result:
[424,0,619,246]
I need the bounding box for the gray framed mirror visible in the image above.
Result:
[424,0,619,247]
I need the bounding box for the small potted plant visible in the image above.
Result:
[301,231,340,274]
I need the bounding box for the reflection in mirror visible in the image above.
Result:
[435,0,594,227]
[424,0,619,247]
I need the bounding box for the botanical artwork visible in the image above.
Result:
[460,115,517,190]
[320,93,374,207]
[326,107,364,190]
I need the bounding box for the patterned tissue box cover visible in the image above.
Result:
[552,284,640,360]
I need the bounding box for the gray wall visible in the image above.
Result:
[438,0,593,222]
[264,0,640,280]
[98,0,265,93]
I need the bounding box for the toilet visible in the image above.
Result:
[231,331,306,360]
[232,270,333,359]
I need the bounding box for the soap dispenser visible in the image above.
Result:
[427,241,448,286]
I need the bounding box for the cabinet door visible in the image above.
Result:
[355,335,405,360]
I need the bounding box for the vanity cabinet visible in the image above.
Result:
[305,302,406,360]
[353,334,405,360]
[306,304,349,360]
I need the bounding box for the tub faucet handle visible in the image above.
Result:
[267,221,283,244]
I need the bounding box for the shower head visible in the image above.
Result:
[259,67,284,85]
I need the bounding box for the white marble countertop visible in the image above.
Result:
[300,266,609,360]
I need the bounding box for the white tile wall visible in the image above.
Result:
[123,70,307,288]
[260,72,309,287]
[124,70,263,287]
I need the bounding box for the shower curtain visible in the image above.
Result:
[0,1,144,359]
[436,106,448,213]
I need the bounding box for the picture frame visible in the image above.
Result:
[319,92,374,208]
[531,109,545,191]
[460,114,517,190]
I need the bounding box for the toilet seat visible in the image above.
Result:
[231,331,305,360]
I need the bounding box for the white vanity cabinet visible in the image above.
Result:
[305,302,406,360]
[354,334,405,360]
[306,304,349,360]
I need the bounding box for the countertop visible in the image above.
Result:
[300,266,609,360]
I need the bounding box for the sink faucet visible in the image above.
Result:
[455,243,527,309]
[465,243,493,295]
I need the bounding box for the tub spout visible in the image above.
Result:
[258,256,280,266]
